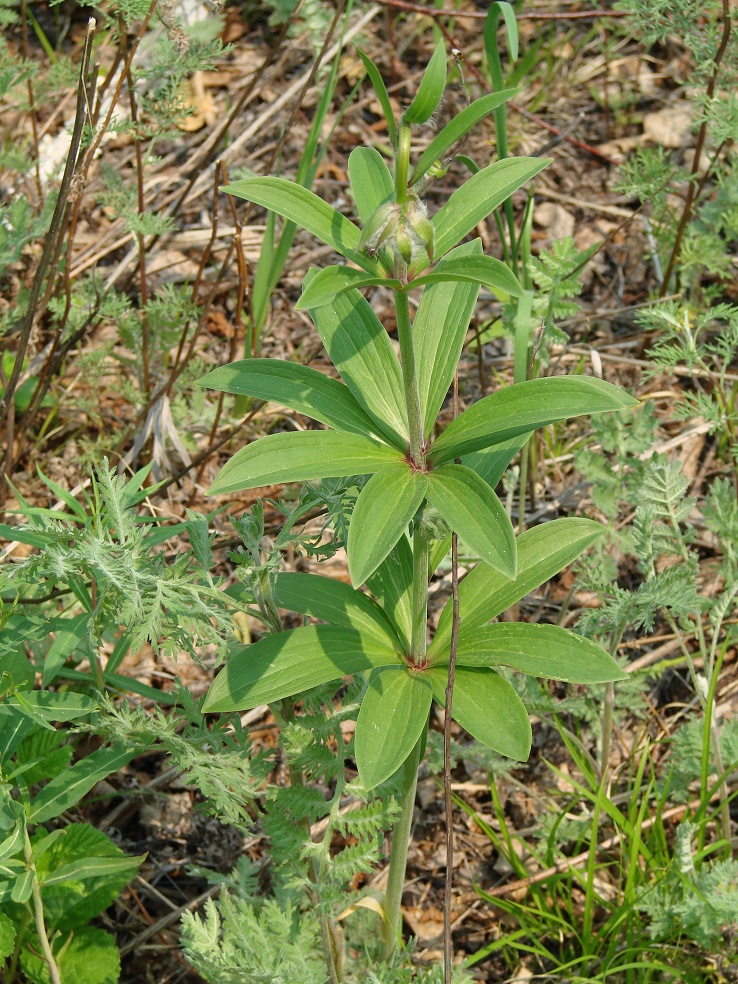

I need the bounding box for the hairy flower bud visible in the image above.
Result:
[359,202,399,257]
[404,210,434,264]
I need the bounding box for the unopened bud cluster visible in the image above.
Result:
[359,194,434,279]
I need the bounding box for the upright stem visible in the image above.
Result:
[410,529,429,663]
[395,291,424,464]
[395,122,411,206]
[24,831,61,984]
[381,276,429,959]
[382,736,422,958]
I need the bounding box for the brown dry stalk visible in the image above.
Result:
[660,0,732,293]
[0,19,96,460]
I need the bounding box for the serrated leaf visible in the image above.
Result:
[296,265,397,310]
[309,287,409,447]
[454,623,628,682]
[274,572,402,649]
[410,89,519,185]
[208,431,403,496]
[21,925,120,984]
[356,48,397,147]
[355,668,432,789]
[426,464,516,577]
[430,376,639,464]
[430,518,605,659]
[431,157,550,261]
[411,254,525,299]
[198,359,380,438]
[349,146,394,224]
[28,746,136,824]
[404,40,446,125]
[428,666,531,760]
[348,467,427,587]
[414,240,482,436]
[202,625,404,711]
[35,823,141,931]
[0,912,15,963]
[221,177,377,273]
[366,536,413,653]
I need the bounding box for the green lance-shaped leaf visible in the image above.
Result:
[430,376,639,464]
[42,854,145,888]
[431,157,550,262]
[411,254,525,299]
[348,467,428,587]
[366,535,414,653]
[428,666,531,761]
[208,431,404,496]
[199,359,382,439]
[221,176,377,274]
[356,47,397,147]
[296,265,398,311]
[429,518,605,659]
[309,285,409,447]
[355,668,433,789]
[202,625,404,711]
[274,572,403,650]
[462,432,530,489]
[404,39,447,125]
[0,691,97,723]
[349,146,394,224]
[29,746,136,824]
[414,240,481,436]
[454,623,628,683]
[426,464,516,578]
[410,89,520,186]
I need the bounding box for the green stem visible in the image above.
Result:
[382,735,422,958]
[395,121,411,205]
[24,831,61,984]
[395,291,424,464]
[410,529,429,664]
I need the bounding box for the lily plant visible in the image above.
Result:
[199,41,634,964]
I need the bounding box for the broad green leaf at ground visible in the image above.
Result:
[274,572,402,649]
[349,146,394,224]
[203,625,404,711]
[199,359,382,438]
[355,668,433,789]
[430,157,551,261]
[414,240,482,436]
[208,430,403,496]
[426,464,516,577]
[221,176,376,273]
[430,376,639,463]
[428,666,531,760]
[454,623,628,683]
[309,287,409,448]
[348,467,428,587]
[430,518,605,658]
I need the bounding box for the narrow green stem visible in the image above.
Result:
[382,735,422,958]
[24,831,60,984]
[395,291,424,464]
[395,122,411,205]
[410,529,429,664]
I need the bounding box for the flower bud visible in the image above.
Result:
[404,210,434,263]
[395,224,414,264]
[359,202,399,255]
